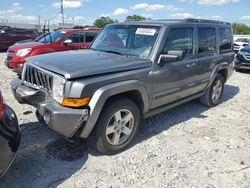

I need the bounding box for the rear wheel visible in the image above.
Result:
[200,74,225,107]
[94,98,140,154]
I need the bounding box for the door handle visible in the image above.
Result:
[186,63,197,68]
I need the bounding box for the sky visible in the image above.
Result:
[0,0,250,26]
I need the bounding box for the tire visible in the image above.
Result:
[94,98,140,155]
[200,74,225,107]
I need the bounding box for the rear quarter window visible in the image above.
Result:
[219,28,232,51]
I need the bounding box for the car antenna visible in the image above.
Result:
[43,20,46,42]
[48,20,53,44]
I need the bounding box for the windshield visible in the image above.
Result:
[91,24,161,58]
[38,31,66,43]
[235,38,250,42]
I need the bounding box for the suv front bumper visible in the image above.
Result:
[11,78,89,138]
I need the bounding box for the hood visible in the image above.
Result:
[234,41,249,46]
[26,50,152,79]
[9,42,45,51]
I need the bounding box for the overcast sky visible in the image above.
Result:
[0,0,250,26]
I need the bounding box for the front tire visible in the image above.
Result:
[200,74,225,107]
[94,98,140,155]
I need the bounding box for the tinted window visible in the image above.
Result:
[198,28,216,53]
[219,28,232,51]
[85,32,97,42]
[163,28,193,55]
[66,32,85,43]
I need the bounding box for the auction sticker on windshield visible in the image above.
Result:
[135,28,156,36]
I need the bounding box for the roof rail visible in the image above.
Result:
[185,18,231,25]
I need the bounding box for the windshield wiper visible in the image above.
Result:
[92,48,124,56]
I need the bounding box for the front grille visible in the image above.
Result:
[6,56,12,61]
[7,50,15,53]
[244,53,250,60]
[23,65,53,91]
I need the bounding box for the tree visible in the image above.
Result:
[125,15,150,22]
[94,17,118,28]
[232,22,250,35]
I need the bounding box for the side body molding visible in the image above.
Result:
[79,80,150,138]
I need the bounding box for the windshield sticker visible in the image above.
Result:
[135,28,156,36]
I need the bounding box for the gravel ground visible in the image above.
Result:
[0,52,249,188]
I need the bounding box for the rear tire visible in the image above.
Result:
[200,74,225,107]
[94,98,140,155]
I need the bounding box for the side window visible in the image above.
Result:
[85,32,97,42]
[66,32,85,43]
[163,28,193,55]
[219,28,232,51]
[198,28,216,53]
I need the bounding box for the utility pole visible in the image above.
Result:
[60,0,65,29]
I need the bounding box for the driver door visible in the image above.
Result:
[151,27,197,109]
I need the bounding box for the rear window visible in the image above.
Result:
[219,28,232,51]
[198,28,216,53]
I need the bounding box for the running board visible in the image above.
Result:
[143,92,204,119]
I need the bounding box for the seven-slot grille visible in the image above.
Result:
[23,65,53,91]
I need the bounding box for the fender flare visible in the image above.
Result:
[208,62,229,88]
[79,80,150,138]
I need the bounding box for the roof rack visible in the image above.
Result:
[185,18,231,25]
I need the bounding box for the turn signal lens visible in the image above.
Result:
[62,97,91,107]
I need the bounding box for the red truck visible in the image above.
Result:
[4,28,100,73]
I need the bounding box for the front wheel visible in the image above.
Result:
[94,98,140,155]
[200,74,225,107]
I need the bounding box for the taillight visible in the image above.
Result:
[0,91,5,118]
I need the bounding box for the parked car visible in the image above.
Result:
[0,90,20,177]
[234,37,250,52]
[13,33,49,45]
[0,26,39,50]
[235,44,250,71]
[4,28,100,73]
[11,19,234,154]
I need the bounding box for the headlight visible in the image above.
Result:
[52,76,65,103]
[16,48,32,57]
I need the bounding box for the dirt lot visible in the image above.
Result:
[0,52,249,188]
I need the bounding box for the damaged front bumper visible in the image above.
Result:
[11,78,89,138]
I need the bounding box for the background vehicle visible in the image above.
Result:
[0,90,20,177]
[13,33,49,45]
[11,19,234,154]
[235,44,250,71]
[0,26,39,50]
[234,37,250,52]
[5,28,100,73]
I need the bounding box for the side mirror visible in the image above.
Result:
[158,50,184,65]
[62,39,72,45]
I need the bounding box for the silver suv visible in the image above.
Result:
[11,19,234,154]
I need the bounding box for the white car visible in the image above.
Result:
[234,38,250,52]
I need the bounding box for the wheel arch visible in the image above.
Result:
[79,80,150,138]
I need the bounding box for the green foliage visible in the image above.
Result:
[232,22,250,35]
[94,17,118,28]
[125,15,150,21]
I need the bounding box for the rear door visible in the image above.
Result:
[193,26,220,93]
[152,26,197,108]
